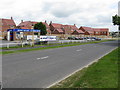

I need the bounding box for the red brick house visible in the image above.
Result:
[79,26,109,36]
[49,22,64,34]
[0,17,16,39]
[71,30,85,35]
[79,26,94,35]
[18,20,51,35]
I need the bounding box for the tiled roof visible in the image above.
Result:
[2,19,16,26]
[75,30,84,33]
[18,21,50,29]
[93,28,109,32]
[18,21,38,26]
[69,25,78,30]
[56,29,63,33]
[51,23,63,29]
[81,26,93,31]
[20,27,30,29]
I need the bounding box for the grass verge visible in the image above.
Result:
[51,47,119,88]
[1,40,117,55]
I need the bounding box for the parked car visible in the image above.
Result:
[68,37,76,40]
[94,38,101,41]
[86,37,91,41]
[68,37,73,40]
[74,37,79,40]
[79,37,84,40]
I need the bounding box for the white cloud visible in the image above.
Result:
[0,0,119,31]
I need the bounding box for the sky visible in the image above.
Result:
[0,0,119,32]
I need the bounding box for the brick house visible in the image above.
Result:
[71,30,85,35]
[18,20,51,35]
[0,17,16,39]
[94,28,109,36]
[79,26,94,35]
[49,22,64,34]
[63,24,80,35]
[79,26,109,36]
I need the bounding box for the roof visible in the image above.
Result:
[56,29,63,33]
[93,28,108,31]
[75,30,84,33]
[51,23,63,29]
[81,26,93,31]
[18,21,50,29]
[20,27,30,29]
[81,26,94,34]
[2,19,16,26]
[18,21,38,26]
[69,25,79,30]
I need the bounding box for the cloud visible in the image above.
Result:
[0,0,119,31]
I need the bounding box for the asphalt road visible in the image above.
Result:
[2,40,118,88]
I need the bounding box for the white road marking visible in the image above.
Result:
[76,49,82,51]
[37,58,41,60]
[37,56,49,60]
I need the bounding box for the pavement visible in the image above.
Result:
[2,40,118,88]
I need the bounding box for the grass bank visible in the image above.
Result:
[1,40,116,55]
[51,47,119,88]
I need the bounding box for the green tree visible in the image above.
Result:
[34,22,47,35]
[112,14,120,30]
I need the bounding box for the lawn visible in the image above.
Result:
[51,47,119,88]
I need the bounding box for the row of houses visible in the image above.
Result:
[0,17,109,39]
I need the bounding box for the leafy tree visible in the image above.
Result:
[112,14,120,30]
[34,22,47,35]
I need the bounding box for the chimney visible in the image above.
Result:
[74,24,76,26]
[21,20,23,23]
[50,21,52,24]
[11,17,13,20]
[45,20,47,23]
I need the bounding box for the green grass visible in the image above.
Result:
[1,39,116,55]
[51,47,119,88]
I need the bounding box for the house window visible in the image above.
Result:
[96,32,98,34]
[10,25,14,28]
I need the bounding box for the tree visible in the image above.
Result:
[112,14,120,30]
[34,22,47,35]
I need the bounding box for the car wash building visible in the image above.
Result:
[7,29,40,41]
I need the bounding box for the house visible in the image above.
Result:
[0,17,16,39]
[79,26,94,35]
[71,30,85,35]
[49,22,64,34]
[79,26,109,36]
[18,20,51,35]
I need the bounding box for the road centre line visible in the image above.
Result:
[37,56,49,60]
[76,49,82,51]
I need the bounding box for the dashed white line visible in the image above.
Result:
[76,49,82,51]
[37,56,49,60]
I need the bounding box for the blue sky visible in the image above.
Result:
[0,0,119,32]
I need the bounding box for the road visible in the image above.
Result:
[2,40,118,88]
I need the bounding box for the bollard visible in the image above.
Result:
[7,44,9,49]
[22,43,24,47]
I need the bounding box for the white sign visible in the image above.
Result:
[7,31,10,41]
[39,36,57,41]
[27,35,38,40]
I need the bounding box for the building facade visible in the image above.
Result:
[79,26,109,36]
[0,17,16,39]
